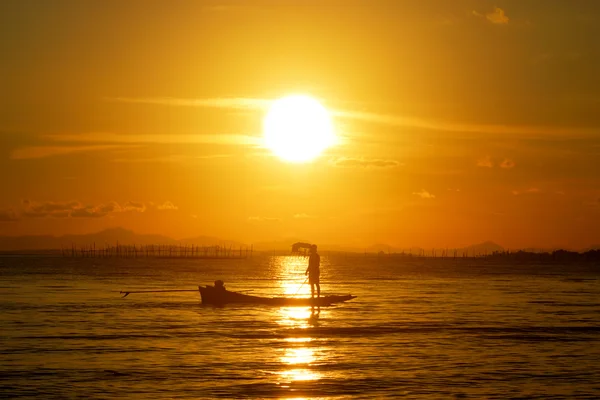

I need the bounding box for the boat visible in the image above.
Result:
[198,284,356,307]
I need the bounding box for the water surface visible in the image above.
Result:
[1,255,599,399]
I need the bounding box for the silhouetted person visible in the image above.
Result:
[214,280,226,291]
[305,244,320,299]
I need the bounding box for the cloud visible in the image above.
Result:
[22,200,82,218]
[111,155,191,164]
[112,154,233,163]
[247,216,281,223]
[109,96,272,111]
[11,132,260,162]
[44,133,261,146]
[512,188,540,195]
[477,156,494,168]
[110,96,599,140]
[0,209,19,222]
[156,201,178,211]
[122,201,146,212]
[293,213,316,219]
[10,145,127,160]
[474,7,509,25]
[19,200,152,218]
[97,202,122,213]
[70,207,107,218]
[500,158,516,169]
[486,7,509,24]
[412,190,436,199]
[477,157,516,169]
[332,157,401,168]
[6,200,178,220]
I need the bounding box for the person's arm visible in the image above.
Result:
[305,255,311,275]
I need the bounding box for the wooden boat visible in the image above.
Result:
[198,284,356,307]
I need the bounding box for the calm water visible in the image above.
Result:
[1,255,599,399]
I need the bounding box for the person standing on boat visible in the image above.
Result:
[305,244,321,299]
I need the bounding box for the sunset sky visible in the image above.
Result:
[1,0,599,250]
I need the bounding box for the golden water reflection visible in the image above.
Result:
[279,368,319,382]
[275,256,325,385]
[282,345,315,365]
[277,337,321,383]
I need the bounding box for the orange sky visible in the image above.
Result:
[1,1,599,249]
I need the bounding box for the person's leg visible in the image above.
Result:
[316,282,320,298]
[310,282,315,298]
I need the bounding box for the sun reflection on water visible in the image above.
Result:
[277,307,315,328]
[274,256,325,385]
[278,343,321,383]
[278,368,319,382]
[272,255,313,295]
[282,346,314,365]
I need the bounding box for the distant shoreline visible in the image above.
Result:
[1,248,599,264]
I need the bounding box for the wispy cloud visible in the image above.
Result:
[109,96,271,110]
[156,201,178,211]
[473,7,509,25]
[44,133,261,146]
[22,200,141,218]
[16,200,177,219]
[0,209,19,222]
[293,213,317,219]
[339,110,600,138]
[247,216,281,223]
[122,201,146,213]
[332,157,401,169]
[11,132,261,161]
[109,96,599,139]
[412,190,436,199]
[477,156,516,169]
[500,158,516,169]
[111,154,234,164]
[10,145,127,160]
[477,156,494,168]
[486,7,509,25]
[22,200,82,218]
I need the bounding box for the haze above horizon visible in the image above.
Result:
[1,1,599,250]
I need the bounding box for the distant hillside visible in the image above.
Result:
[4,228,590,255]
[464,241,504,255]
[0,227,255,252]
[179,235,246,249]
[0,227,175,251]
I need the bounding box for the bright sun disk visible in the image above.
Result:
[263,95,336,163]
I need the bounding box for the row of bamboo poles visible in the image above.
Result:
[369,249,501,258]
[61,243,253,259]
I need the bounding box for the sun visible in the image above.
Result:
[263,95,336,163]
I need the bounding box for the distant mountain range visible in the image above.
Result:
[0,227,244,252]
[0,227,591,254]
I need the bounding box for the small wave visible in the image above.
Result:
[224,324,600,340]
[561,278,598,282]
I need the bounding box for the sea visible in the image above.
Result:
[1,254,599,399]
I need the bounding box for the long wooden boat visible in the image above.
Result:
[198,285,356,306]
